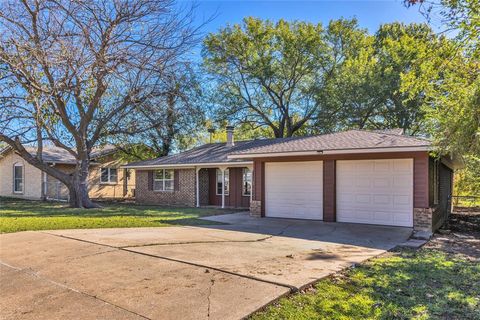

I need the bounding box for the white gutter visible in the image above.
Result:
[121,161,253,170]
[227,146,431,159]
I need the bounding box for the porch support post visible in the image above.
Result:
[221,168,225,208]
[219,166,227,209]
[195,167,200,207]
[247,165,253,204]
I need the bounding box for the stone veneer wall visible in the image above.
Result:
[414,207,435,232]
[250,200,262,217]
[135,169,196,206]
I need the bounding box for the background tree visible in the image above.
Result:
[310,19,378,133]
[407,0,479,201]
[0,0,199,207]
[113,63,205,161]
[318,22,449,135]
[406,0,479,155]
[204,18,449,137]
[203,17,338,138]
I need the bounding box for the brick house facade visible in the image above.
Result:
[135,169,197,206]
[126,129,458,233]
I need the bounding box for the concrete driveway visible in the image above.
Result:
[0,213,411,320]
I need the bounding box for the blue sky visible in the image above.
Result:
[186,0,430,35]
[180,0,433,59]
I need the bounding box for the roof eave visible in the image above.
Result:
[228,146,432,159]
[122,160,253,170]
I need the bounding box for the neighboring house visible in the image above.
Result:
[0,146,135,201]
[125,127,459,233]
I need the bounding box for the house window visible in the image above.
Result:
[242,168,252,196]
[100,168,118,184]
[216,169,229,195]
[13,163,23,193]
[154,169,174,191]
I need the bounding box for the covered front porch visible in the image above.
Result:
[195,164,253,209]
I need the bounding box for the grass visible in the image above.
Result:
[0,197,230,233]
[252,249,480,320]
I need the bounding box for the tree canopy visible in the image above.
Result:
[203,18,453,137]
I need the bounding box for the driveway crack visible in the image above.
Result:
[42,232,297,291]
[206,273,215,319]
[0,261,152,320]
[120,223,295,249]
[64,248,117,262]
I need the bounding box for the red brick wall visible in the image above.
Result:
[135,169,196,206]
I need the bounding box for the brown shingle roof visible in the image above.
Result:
[230,130,430,155]
[124,139,278,167]
[125,129,430,168]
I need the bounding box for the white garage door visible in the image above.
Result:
[265,161,323,220]
[337,159,413,227]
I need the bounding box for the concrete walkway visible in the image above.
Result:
[0,213,411,320]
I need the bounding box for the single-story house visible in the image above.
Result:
[125,127,458,233]
[0,146,135,201]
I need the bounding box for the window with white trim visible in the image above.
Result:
[216,169,229,195]
[154,169,174,191]
[100,168,118,183]
[13,162,23,193]
[242,168,252,196]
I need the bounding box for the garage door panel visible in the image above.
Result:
[393,160,412,171]
[355,177,371,188]
[373,178,390,188]
[393,175,411,188]
[373,195,391,205]
[265,161,323,220]
[337,159,413,227]
[373,160,391,171]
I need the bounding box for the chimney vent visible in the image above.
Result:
[207,128,215,143]
[226,125,234,147]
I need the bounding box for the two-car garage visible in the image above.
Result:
[264,159,414,227]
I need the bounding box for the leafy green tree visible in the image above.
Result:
[327,22,450,135]
[453,155,480,204]
[312,21,378,133]
[371,23,448,134]
[203,17,338,138]
[407,0,479,201]
[406,0,479,155]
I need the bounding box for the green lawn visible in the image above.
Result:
[252,249,480,320]
[0,197,229,233]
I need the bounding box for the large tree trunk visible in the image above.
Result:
[68,181,98,208]
[68,159,99,208]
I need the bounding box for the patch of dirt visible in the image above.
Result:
[446,207,480,233]
[425,207,480,260]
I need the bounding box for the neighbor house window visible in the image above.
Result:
[216,169,229,195]
[13,163,23,193]
[242,168,252,196]
[154,169,174,191]
[100,168,118,184]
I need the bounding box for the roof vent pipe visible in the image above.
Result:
[226,125,235,147]
[207,128,216,144]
